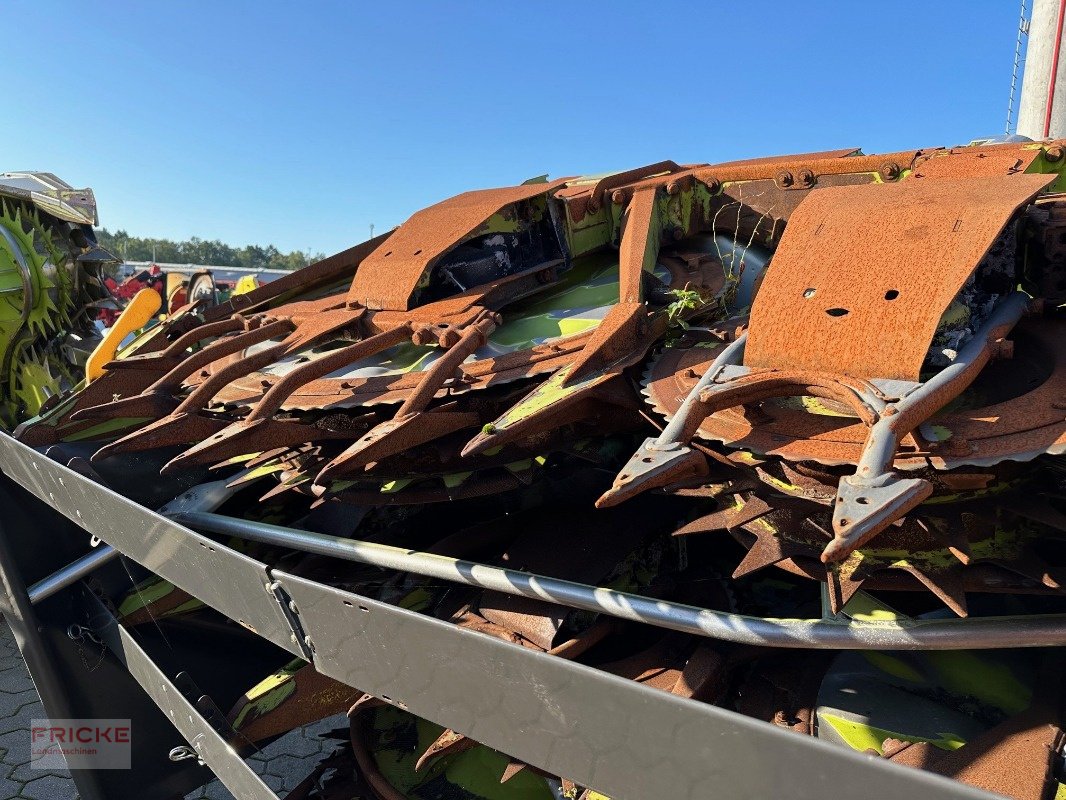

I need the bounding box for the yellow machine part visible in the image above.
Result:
[234,274,260,295]
[85,288,162,383]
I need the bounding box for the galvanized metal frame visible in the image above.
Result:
[83,588,282,800]
[0,431,1004,799]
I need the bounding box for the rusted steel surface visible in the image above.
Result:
[347,179,570,311]
[581,160,681,211]
[884,655,1065,800]
[642,318,1066,471]
[744,174,1054,381]
[708,147,862,169]
[204,232,394,322]
[226,661,362,746]
[911,144,1043,179]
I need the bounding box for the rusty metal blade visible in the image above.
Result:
[162,418,353,474]
[92,411,229,462]
[316,410,479,482]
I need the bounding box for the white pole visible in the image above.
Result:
[1018,0,1066,138]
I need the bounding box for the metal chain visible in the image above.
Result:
[1007,0,1031,134]
[66,624,106,673]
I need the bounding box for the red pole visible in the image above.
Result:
[1043,0,1066,136]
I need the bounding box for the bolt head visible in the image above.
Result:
[879,162,901,180]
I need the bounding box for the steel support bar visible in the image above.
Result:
[174,510,1066,650]
[82,589,281,800]
[273,570,999,800]
[0,433,303,657]
[28,544,119,605]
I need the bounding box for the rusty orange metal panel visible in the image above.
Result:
[347,179,569,311]
[709,147,862,169]
[743,173,1055,381]
[913,145,1043,178]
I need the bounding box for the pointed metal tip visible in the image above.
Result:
[318,432,389,478]
[69,404,112,422]
[71,392,176,422]
[93,412,208,467]
[158,454,189,476]
[90,431,147,463]
[460,433,492,458]
[594,489,625,509]
[826,569,864,614]
[89,443,118,463]
[819,541,844,564]
[499,761,527,784]
[599,440,708,508]
[313,463,341,486]
[413,731,470,773]
[165,421,263,472]
[259,481,300,502]
[823,475,932,563]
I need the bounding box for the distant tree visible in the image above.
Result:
[94,228,325,271]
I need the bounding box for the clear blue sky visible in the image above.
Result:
[8,1,1024,256]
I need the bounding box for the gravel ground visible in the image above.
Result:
[0,619,339,799]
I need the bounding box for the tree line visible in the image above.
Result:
[94,228,326,272]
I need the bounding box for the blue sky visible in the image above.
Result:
[8,1,1023,255]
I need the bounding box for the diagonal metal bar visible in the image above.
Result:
[0,433,303,657]
[82,590,281,800]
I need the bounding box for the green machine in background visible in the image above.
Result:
[0,172,116,426]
